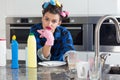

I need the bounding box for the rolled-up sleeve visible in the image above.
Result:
[37,48,51,61]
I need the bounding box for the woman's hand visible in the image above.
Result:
[37,29,54,46]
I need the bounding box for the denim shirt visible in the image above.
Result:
[30,23,75,62]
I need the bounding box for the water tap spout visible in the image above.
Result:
[94,15,120,76]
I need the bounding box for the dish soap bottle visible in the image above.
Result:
[27,33,37,67]
[11,35,19,69]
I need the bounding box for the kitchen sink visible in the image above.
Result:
[102,64,120,80]
[108,66,120,74]
[103,64,120,74]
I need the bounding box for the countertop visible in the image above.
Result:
[0,60,78,80]
[1,60,120,80]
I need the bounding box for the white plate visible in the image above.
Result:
[38,61,66,67]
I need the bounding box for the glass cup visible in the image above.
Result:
[89,63,101,80]
[67,51,77,70]
[67,51,88,70]
[88,54,101,80]
[76,61,89,79]
[67,51,101,79]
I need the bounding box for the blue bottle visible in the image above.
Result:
[11,35,19,69]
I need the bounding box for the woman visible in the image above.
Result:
[30,0,75,62]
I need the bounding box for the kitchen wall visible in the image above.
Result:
[0,0,120,60]
[0,0,7,38]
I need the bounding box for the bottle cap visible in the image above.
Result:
[29,33,34,35]
[12,35,16,40]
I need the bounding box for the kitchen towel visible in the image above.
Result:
[0,39,6,66]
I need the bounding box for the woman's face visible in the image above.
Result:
[42,12,61,33]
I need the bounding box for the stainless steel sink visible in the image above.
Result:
[108,66,120,74]
[102,64,120,80]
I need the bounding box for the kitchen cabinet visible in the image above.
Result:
[6,0,42,16]
[6,0,120,16]
[88,0,119,16]
[6,0,88,16]
[59,0,88,16]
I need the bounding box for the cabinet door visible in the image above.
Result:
[6,0,89,16]
[6,0,42,16]
[88,0,118,16]
[59,0,88,16]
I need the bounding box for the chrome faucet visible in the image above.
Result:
[94,15,120,77]
[100,53,111,71]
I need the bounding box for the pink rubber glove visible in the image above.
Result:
[37,29,54,46]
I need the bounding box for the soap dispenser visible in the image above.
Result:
[11,35,19,69]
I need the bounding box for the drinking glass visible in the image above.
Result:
[67,51,77,70]
[88,56,101,80]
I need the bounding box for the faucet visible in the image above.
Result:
[94,15,120,78]
[100,53,111,71]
